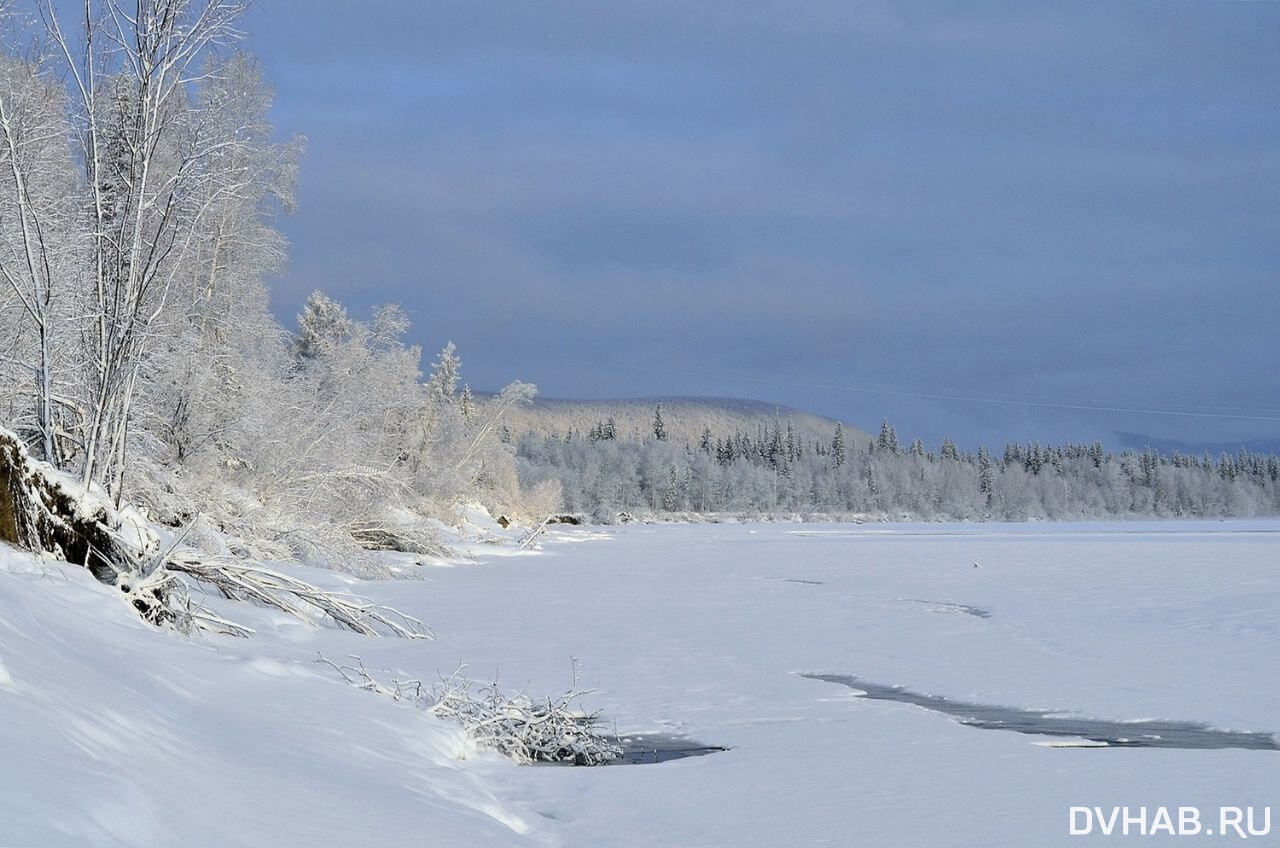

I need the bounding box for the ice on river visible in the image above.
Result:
[3,519,1278,846]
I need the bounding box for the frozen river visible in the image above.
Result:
[380,520,1280,846]
[3,520,1277,846]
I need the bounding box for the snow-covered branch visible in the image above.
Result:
[164,551,432,639]
[317,656,623,766]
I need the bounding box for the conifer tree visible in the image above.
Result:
[977,446,994,509]
[295,292,351,361]
[653,403,668,441]
[426,342,461,402]
[460,385,476,422]
[877,418,899,453]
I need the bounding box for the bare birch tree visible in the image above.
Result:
[40,0,251,500]
[0,52,81,464]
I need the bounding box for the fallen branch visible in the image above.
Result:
[518,514,553,551]
[348,522,452,559]
[120,562,257,638]
[165,551,433,639]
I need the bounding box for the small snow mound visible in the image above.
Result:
[453,501,503,532]
[479,802,532,836]
[244,658,298,678]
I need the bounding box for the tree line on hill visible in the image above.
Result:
[513,408,1280,521]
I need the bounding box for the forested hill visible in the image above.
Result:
[493,395,868,446]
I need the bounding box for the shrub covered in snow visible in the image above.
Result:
[428,667,622,766]
[319,657,623,766]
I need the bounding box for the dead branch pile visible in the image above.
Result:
[317,656,622,766]
[429,666,622,765]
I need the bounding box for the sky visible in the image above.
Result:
[243,1,1280,450]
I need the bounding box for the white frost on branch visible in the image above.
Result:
[317,656,623,766]
[164,551,432,639]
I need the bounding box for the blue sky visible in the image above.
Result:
[244,1,1280,449]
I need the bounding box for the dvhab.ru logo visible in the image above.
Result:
[1070,807,1271,838]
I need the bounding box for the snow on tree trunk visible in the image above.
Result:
[1,426,430,638]
[0,426,174,623]
[0,427,156,580]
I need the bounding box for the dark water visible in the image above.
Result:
[900,598,991,618]
[802,674,1278,751]
[608,733,729,765]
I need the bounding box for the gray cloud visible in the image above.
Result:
[245,1,1280,448]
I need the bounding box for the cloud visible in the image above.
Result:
[246,0,1280,446]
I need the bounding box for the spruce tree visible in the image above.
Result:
[978,446,994,509]
[294,291,351,361]
[459,385,476,422]
[877,418,900,454]
[653,404,668,441]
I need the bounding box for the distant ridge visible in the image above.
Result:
[1114,431,1280,456]
[490,394,866,445]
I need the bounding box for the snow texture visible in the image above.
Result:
[3,520,1278,846]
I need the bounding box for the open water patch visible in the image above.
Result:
[528,733,728,766]
[608,733,729,765]
[801,674,1278,751]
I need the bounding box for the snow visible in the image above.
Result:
[0,553,540,847]
[3,520,1279,846]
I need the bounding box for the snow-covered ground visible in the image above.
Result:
[3,520,1278,846]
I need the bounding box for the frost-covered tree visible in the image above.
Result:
[831,421,846,467]
[977,446,994,510]
[43,0,259,500]
[877,418,899,454]
[652,403,667,441]
[136,51,300,482]
[460,384,476,422]
[0,53,83,465]
[426,341,461,403]
[513,421,1280,523]
[295,291,352,361]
